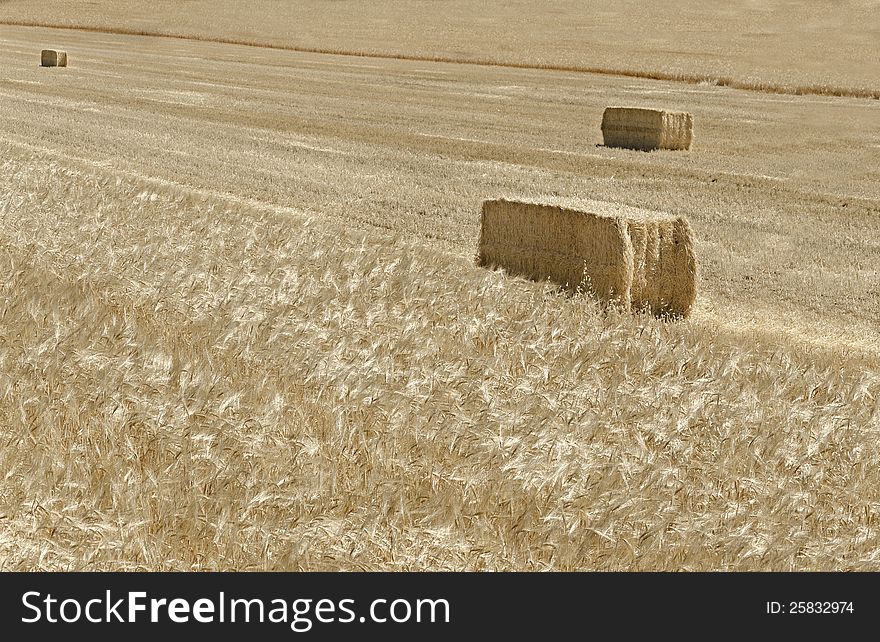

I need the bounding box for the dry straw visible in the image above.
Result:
[601,107,692,151]
[477,198,697,317]
[41,49,68,67]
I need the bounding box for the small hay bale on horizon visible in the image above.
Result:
[41,49,68,67]
[476,198,697,317]
[601,107,693,151]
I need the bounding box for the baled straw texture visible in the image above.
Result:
[601,107,692,151]
[626,215,698,317]
[477,199,633,307]
[477,198,697,317]
[40,49,67,67]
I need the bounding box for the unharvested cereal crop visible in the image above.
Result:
[1,147,879,571]
[0,2,878,573]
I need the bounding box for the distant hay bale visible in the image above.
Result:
[41,50,67,67]
[601,107,692,151]
[477,198,697,317]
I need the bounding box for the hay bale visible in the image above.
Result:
[601,107,692,151]
[477,198,697,317]
[41,50,67,67]
[477,199,633,307]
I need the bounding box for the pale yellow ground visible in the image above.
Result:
[1,20,880,570]
[1,25,878,358]
[2,0,879,96]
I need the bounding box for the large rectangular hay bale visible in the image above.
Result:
[477,198,697,317]
[41,49,68,67]
[601,107,692,151]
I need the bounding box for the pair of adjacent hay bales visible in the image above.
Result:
[601,107,693,151]
[477,199,697,318]
[41,49,67,67]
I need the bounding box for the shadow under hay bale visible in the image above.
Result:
[601,107,692,151]
[41,49,68,67]
[477,198,698,318]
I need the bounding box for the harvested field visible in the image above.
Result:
[1,1,878,98]
[0,6,879,572]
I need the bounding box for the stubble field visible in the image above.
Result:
[1,3,879,570]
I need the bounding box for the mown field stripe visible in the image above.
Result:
[2,20,879,101]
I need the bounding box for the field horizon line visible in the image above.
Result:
[3,20,879,101]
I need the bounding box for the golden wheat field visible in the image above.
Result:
[1,2,879,571]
